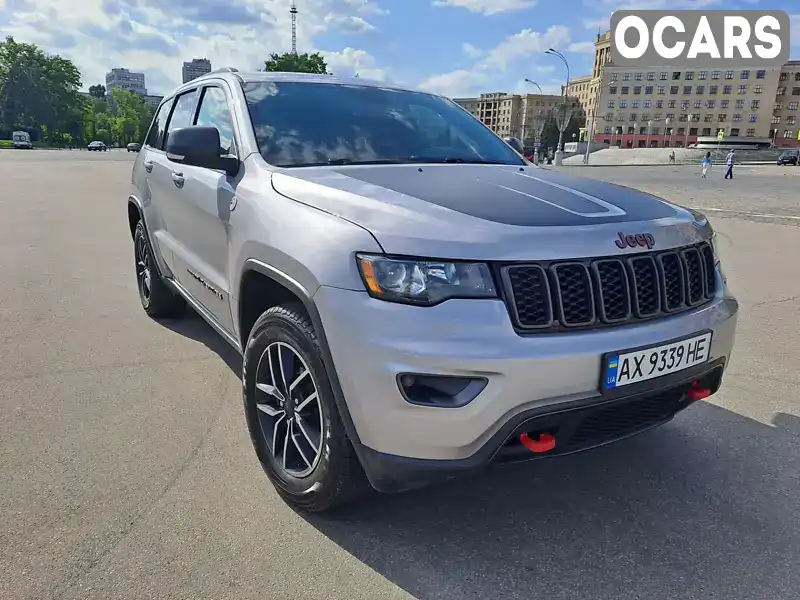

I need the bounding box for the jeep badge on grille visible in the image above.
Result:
[615,232,654,250]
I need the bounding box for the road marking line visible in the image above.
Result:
[699,207,800,221]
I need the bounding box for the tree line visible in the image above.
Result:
[0,36,157,147]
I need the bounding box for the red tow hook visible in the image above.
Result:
[687,380,711,401]
[519,432,556,453]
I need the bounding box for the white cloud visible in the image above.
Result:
[419,25,576,97]
[432,0,536,15]
[343,0,388,14]
[461,43,484,58]
[568,41,595,53]
[0,0,387,94]
[322,47,387,80]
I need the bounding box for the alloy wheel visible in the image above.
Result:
[135,232,152,306]
[254,341,324,478]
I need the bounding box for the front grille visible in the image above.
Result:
[501,242,717,333]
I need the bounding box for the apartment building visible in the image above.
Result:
[568,31,799,149]
[182,58,212,84]
[771,61,800,147]
[454,92,580,148]
[105,68,147,96]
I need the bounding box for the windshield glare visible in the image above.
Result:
[241,81,524,168]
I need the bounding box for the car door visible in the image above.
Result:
[135,96,177,276]
[160,83,240,334]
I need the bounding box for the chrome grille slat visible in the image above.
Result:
[501,241,717,334]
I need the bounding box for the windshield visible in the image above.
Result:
[241,81,525,168]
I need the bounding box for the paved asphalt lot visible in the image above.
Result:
[1,150,798,600]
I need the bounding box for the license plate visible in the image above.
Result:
[603,332,712,389]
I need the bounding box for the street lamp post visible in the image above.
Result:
[666,117,672,147]
[646,120,652,148]
[545,48,570,165]
[632,122,637,148]
[524,79,543,95]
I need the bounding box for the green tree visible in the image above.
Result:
[88,84,106,98]
[263,52,329,74]
[0,36,83,144]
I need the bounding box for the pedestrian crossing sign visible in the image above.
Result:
[717,130,724,141]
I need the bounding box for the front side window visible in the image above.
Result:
[194,86,237,156]
[164,89,198,148]
[241,82,525,167]
[145,97,175,150]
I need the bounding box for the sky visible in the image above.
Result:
[0,0,798,98]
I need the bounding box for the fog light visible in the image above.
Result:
[397,373,487,408]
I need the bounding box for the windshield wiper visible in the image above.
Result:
[405,156,515,165]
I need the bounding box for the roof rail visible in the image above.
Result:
[211,67,239,73]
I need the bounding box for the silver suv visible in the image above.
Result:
[127,69,739,512]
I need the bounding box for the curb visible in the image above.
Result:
[559,161,781,168]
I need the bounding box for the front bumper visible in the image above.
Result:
[314,281,738,490]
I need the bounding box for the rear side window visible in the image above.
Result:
[164,89,199,149]
[194,86,237,156]
[145,97,174,150]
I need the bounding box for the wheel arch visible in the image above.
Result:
[238,259,363,447]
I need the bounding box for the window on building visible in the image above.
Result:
[733,114,742,121]
[621,86,629,94]
[706,100,716,109]
[679,114,688,122]
[696,85,705,94]
[723,85,732,94]
[793,87,800,96]
[683,86,692,95]
[656,100,664,108]
[753,85,763,94]
[634,86,642,94]
[730,128,740,136]
[689,127,698,135]
[709,85,718,94]
[694,100,702,108]
[779,73,788,81]
[738,85,747,94]
[673,72,681,80]
[605,112,614,121]
[647,72,655,80]
[619,100,627,108]
[618,114,625,121]
[725,70,734,79]
[685,71,694,80]
[681,100,689,110]
[718,114,727,122]
[677,127,685,135]
[721,99,730,108]
[610,86,618,95]
[660,72,668,80]
[604,126,612,134]
[699,71,708,80]
[657,86,665,95]
[632,100,640,108]
[645,86,653,95]
[670,86,679,94]
[666,113,675,121]
[795,73,800,81]
[751,100,760,109]
[788,116,797,125]
[652,127,660,134]
[702,127,711,135]
[611,73,618,82]
[746,128,755,137]
[777,87,786,95]
[623,73,631,81]
[789,102,799,110]
[712,71,721,80]
[629,113,637,121]
[741,70,749,79]
[748,114,757,122]
[772,115,781,124]
[736,99,745,109]
[607,100,615,108]
[668,99,676,108]
[635,72,643,80]
[654,113,663,120]
[704,114,714,122]
[644,100,652,108]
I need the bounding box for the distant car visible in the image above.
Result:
[12,131,32,149]
[127,142,141,153]
[88,141,107,151]
[777,150,798,166]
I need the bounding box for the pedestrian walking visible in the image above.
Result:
[701,152,712,178]
[669,150,676,164]
[724,149,735,179]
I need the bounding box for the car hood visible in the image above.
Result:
[270,163,707,261]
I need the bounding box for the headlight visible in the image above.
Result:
[356,254,497,305]
[709,233,720,264]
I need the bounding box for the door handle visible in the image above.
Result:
[171,172,184,188]
[143,160,153,172]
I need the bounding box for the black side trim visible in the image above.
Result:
[240,259,362,447]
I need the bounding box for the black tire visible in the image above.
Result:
[243,303,368,512]
[133,220,185,318]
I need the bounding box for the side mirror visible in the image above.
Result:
[165,126,239,177]
[504,136,524,155]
